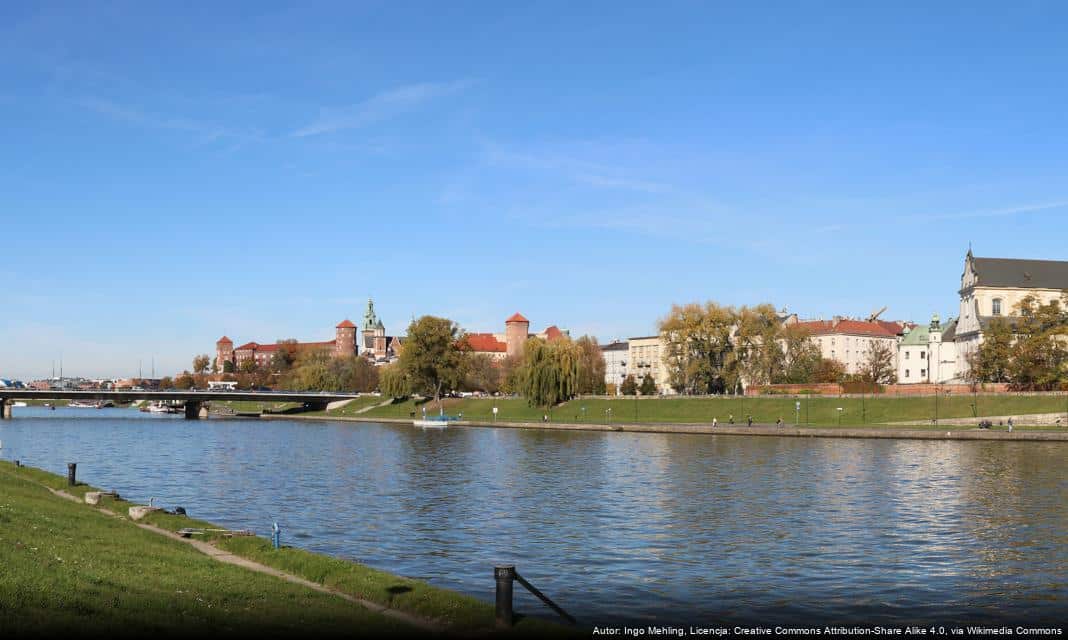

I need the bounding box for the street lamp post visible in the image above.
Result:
[837,407,843,427]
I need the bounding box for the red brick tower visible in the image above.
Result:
[505,312,530,358]
[335,319,356,358]
[215,336,234,372]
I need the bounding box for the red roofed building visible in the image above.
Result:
[216,319,359,372]
[794,316,904,377]
[465,313,570,360]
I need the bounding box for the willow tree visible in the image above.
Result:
[575,335,607,395]
[518,337,580,408]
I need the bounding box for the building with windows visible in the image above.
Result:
[216,318,357,371]
[955,251,1068,379]
[600,340,629,393]
[628,336,671,394]
[464,313,568,360]
[897,315,958,384]
[794,317,906,377]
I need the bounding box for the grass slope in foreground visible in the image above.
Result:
[352,395,1068,427]
[0,462,573,637]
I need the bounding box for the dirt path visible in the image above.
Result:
[47,486,444,633]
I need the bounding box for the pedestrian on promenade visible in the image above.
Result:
[728,414,734,424]
[712,417,717,427]
[1008,417,1014,433]
[776,417,783,427]
[747,415,753,427]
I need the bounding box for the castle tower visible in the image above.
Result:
[505,312,530,358]
[215,336,233,372]
[335,319,356,357]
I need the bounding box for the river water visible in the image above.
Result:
[2,407,1066,625]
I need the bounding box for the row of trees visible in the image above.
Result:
[968,296,1068,390]
[378,316,608,409]
[657,302,889,394]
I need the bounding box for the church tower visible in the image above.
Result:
[362,298,380,358]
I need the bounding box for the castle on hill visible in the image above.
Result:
[214,299,402,371]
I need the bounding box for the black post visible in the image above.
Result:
[495,565,516,629]
[67,462,77,486]
[14,460,20,468]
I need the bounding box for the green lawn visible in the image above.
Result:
[0,463,407,636]
[348,394,1068,427]
[304,394,391,417]
[0,461,577,637]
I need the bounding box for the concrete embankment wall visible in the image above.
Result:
[262,414,1068,442]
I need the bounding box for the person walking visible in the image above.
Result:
[712,417,718,427]
[747,415,753,427]
[776,417,783,427]
[1008,417,1014,433]
[728,414,734,424]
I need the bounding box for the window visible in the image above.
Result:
[905,369,910,378]
[905,351,910,360]
[992,298,1002,316]
[920,369,926,378]
[920,351,926,360]
[831,350,836,359]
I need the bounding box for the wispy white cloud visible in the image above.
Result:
[291,79,475,138]
[78,97,262,146]
[915,200,1068,221]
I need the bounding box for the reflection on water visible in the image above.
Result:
[1,407,1066,624]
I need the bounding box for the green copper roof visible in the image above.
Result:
[899,324,929,346]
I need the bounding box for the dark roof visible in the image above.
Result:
[601,341,629,352]
[973,256,1068,289]
[940,318,958,342]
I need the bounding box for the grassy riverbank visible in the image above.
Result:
[346,394,1068,427]
[0,461,573,637]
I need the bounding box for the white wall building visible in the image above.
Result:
[795,317,904,377]
[600,340,629,393]
[955,251,1068,379]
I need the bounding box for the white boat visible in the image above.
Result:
[68,400,100,408]
[413,409,456,428]
[148,402,173,414]
[11,401,27,407]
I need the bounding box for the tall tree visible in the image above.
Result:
[517,337,579,408]
[192,354,211,375]
[733,304,786,387]
[781,324,823,383]
[575,335,607,395]
[1003,295,1068,390]
[968,318,1014,384]
[394,315,469,407]
[379,363,409,398]
[860,340,897,385]
[659,302,736,394]
[463,353,501,394]
[639,373,657,396]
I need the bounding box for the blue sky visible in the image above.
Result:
[4,2,1068,380]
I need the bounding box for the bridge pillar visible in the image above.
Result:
[184,401,203,420]
[0,399,8,419]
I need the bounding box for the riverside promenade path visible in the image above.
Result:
[267,414,1068,441]
[41,485,443,633]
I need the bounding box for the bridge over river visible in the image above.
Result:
[0,390,360,419]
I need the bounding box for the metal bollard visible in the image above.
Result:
[495,565,516,628]
[272,522,281,549]
[67,462,77,486]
